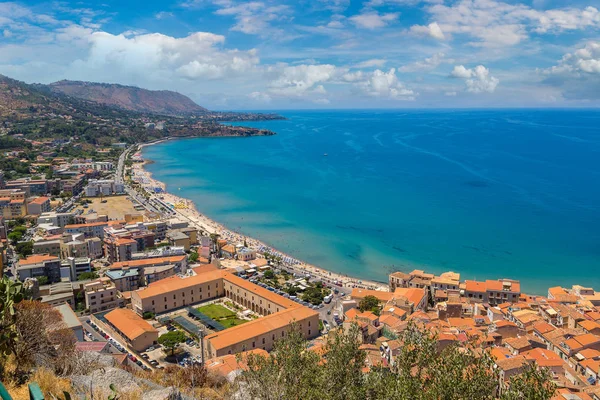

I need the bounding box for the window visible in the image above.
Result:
[191,297,194,302]
[308,321,311,327]
[164,297,167,302]
[191,290,194,294]
[165,305,167,310]
[174,302,177,307]
[182,291,185,297]
[152,300,155,305]
[252,341,255,348]
[281,331,285,337]
[262,338,265,344]
[208,285,210,290]
[173,294,176,300]
[272,334,275,341]
[308,330,311,335]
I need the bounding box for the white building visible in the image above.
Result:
[85,180,124,197]
[37,211,74,228]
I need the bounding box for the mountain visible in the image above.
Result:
[48,80,208,116]
[0,74,278,149]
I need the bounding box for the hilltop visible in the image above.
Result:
[48,80,208,117]
[0,74,280,149]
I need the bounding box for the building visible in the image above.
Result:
[237,248,257,262]
[85,179,124,196]
[104,236,138,263]
[6,179,48,196]
[15,254,61,283]
[64,222,108,239]
[0,190,27,218]
[105,268,142,292]
[131,268,320,357]
[37,211,74,228]
[61,257,92,280]
[167,231,190,251]
[27,196,51,215]
[84,278,122,313]
[110,255,187,274]
[464,279,521,305]
[33,239,62,257]
[103,308,158,352]
[54,303,84,341]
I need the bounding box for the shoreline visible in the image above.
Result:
[133,139,389,292]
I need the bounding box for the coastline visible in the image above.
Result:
[134,139,389,292]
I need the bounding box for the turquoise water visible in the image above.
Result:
[143,110,600,295]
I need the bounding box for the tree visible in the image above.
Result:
[188,251,199,263]
[501,362,556,400]
[158,330,187,355]
[143,311,155,320]
[37,276,49,285]
[78,271,99,281]
[8,231,23,245]
[263,270,275,280]
[236,322,556,400]
[358,295,380,315]
[16,241,34,257]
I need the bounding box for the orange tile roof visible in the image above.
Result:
[135,269,224,299]
[351,288,393,302]
[523,348,563,368]
[113,237,136,246]
[578,320,600,332]
[465,280,486,293]
[110,255,186,269]
[573,333,600,347]
[19,253,59,265]
[393,287,426,306]
[447,317,476,328]
[205,349,268,376]
[205,306,318,351]
[223,272,298,309]
[577,348,600,359]
[586,311,600,321]
[357,311,379,322]
[495,320,518,328]
[29,196,49,205]
[533,321,556,335]
[104,308,157,341]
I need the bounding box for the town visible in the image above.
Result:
[1,141,600,400]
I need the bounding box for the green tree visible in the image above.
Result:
[358,295,380,315]
[143,311,156,320]
[16,241,34,257]
[188,251,199,262]
[78,271,99,281]
[263,270,275,280]
[501,362,556,400]
[158,330,187,355]
[37,276,49,285]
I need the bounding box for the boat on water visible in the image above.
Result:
[323,153,328,156]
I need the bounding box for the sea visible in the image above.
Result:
[142,109,600,295]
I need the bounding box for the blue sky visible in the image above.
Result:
[1,0,599,109]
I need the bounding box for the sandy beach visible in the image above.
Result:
[131,142,388,292]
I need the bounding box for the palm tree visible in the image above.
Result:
[209,233,221,256]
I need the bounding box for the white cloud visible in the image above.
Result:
[399,52,447,72]
[155,11,174,20]
[3,29,12,38]
[248,91,271,102]
[543,41,600,75]
[212,2,290,36]
[409,22,445,40]
[426,0,600,47]
[349,11,399,29]
[267,64,337,97]
[451,65,499,93]
[353,59,386,68]
[445,91,457,96]
[356,68,415,99]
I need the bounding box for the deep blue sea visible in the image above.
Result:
[143,110,600,295]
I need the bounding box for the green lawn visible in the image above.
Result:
[197,304,236,319]
[220,318,248,329]
[197,304,248,329]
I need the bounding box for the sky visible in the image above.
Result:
[0,0,599,110]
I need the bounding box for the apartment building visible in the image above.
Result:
[37,211,74,228]
[26,196,51,215]
[105,268,142,292]
[6,179,48,196]
[16,254,61,283]
[110,255,187,274]
[464,279,521,305]
[64,221,108,239]
[61,257,91,280]
[85,179,124,196]
[0,190,27,218]
[104,236,138,263]
[84,278,122,313]
[33,239,62,257]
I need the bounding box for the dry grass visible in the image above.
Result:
[4,368,73,400]
[73,195,139,220]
